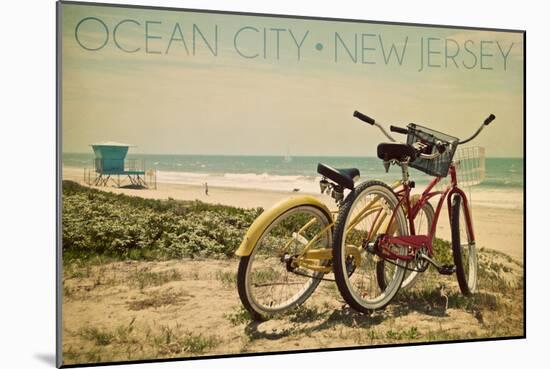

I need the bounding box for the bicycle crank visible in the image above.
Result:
[418,253,456,275]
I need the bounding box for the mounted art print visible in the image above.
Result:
[57,1,525,367]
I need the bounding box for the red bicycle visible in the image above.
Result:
[331,111,496,313]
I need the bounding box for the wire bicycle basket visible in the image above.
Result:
[406,123,459,177]
[453,146,486,186]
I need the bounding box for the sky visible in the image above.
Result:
[61,3,524,157]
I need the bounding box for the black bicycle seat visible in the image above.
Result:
[317,163,360,190]
[377,143,417,162]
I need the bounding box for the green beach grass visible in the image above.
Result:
[62,180,262,261]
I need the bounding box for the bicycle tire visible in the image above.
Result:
[237,205,332,320]
[451,194,478,295]
[333,180,408,313]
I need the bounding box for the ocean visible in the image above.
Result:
[63,153,523,201]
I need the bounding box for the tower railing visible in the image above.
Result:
[83,159,156,189]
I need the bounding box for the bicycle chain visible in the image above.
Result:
[290,258,423,282]
[291,268,336,282]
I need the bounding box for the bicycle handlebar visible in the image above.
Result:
[388,114,496,149]
[354,110,396,142]
[418,151,442,160]
[353,110,375,125]
[354,110,496,156]
[458,113,496,144]
[417,141,446,160]
[390,125,408,135]
[484,114,496,126]
[388,125,445,160]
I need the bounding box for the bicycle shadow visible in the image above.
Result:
[390,294,449,318]
[244,306,386,340]
[390,289,496,322]
[243,288,494,340]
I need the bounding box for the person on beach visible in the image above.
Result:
[205,182,209,196]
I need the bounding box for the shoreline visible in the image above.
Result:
[62,166,524,261]
[62,165,524,209]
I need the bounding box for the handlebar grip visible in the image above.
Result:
[484,114,496,125]
[390,125,408,135]
[353,110,375,125]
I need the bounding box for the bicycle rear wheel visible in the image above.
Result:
[237,205,332,320]
[451,194,477,295]
[332,181,408,313]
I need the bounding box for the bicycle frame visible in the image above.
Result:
[379,163,475,261]
[283,180,403,273]
[236,162,475,274]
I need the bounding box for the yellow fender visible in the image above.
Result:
[235,196,333,257]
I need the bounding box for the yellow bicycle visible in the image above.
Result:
[235,112,434,321]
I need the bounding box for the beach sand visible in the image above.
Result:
[62,252,523,365]
[62,166,524,260]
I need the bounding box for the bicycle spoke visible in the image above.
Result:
[340,187,405,306]
[244,207,331,314]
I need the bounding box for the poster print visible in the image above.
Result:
[58,1,525,366]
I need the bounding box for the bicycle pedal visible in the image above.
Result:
[437,264,456,275]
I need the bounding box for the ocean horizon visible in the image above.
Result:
[63,152,524,194]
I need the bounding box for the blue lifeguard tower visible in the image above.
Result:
[84,142,156,188]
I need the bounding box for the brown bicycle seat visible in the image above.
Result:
[317,163,360,190]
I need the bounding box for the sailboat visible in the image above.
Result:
[284,147,292,163]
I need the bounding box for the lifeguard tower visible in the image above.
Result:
[84,142,156,189]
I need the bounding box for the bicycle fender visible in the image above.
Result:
[235,196,333,257]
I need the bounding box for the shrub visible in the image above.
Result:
[62,181,262,260]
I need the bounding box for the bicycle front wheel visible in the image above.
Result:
[237,205,332,320]
[451,194,477,295]
[333,181,408,313]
